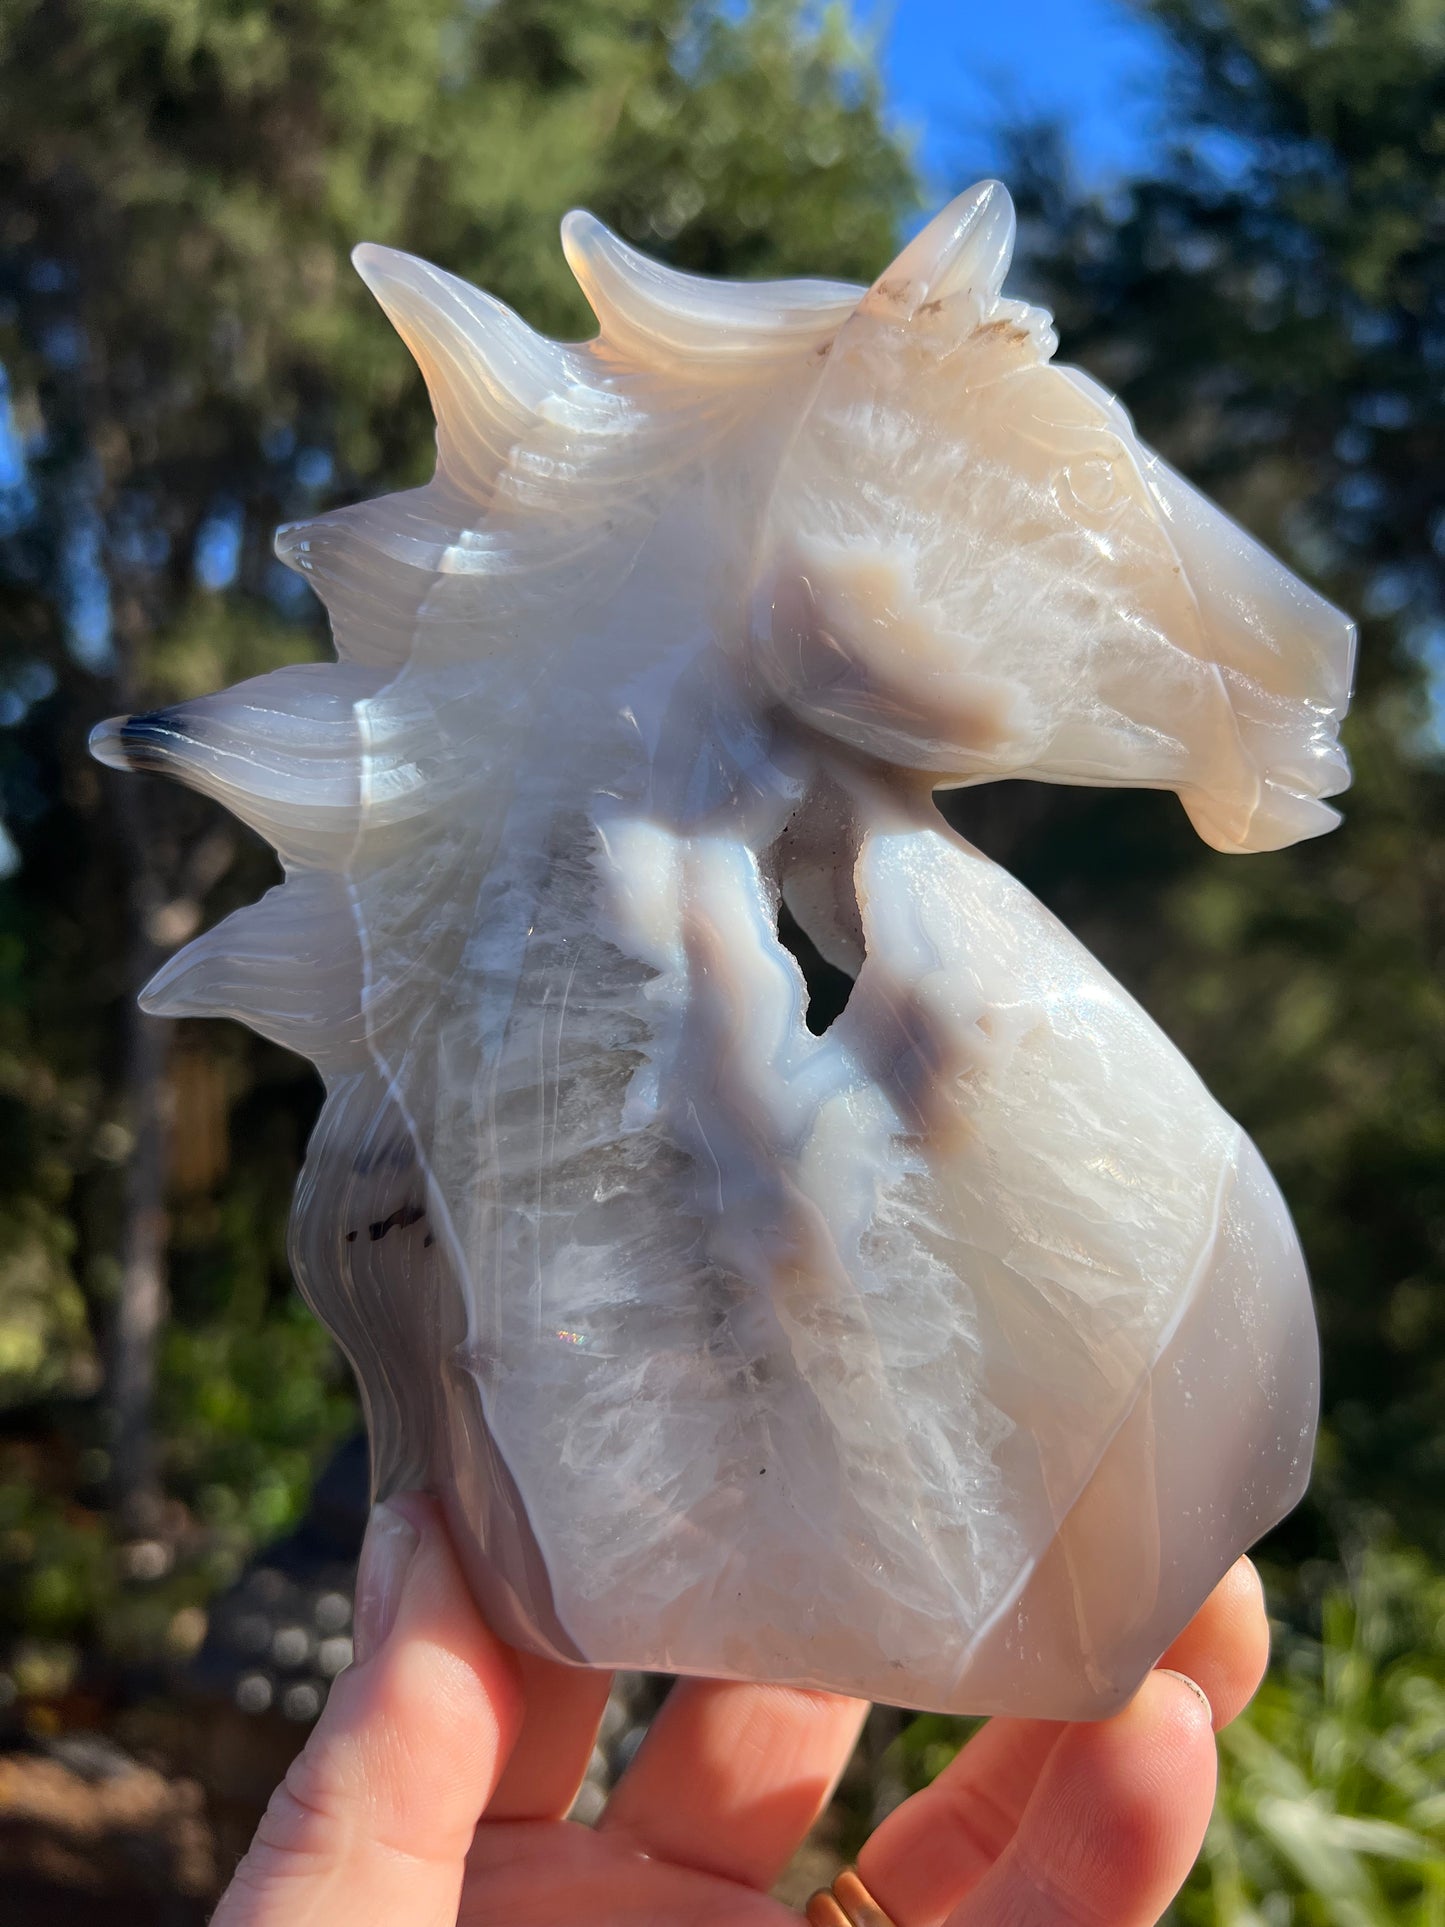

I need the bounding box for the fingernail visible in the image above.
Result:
[353,1500,421,1665]
[1159,1667,1214,1724]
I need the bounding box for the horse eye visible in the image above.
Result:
[1061,456,1118,516]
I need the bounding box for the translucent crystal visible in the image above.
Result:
[92,183,1353,1717]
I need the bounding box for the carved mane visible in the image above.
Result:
[271,217,875,667]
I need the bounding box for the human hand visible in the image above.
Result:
[213,1495,1269,1927]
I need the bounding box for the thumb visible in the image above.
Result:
[214,1494,524,1927]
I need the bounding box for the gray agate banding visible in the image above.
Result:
[91,182,1352,1717]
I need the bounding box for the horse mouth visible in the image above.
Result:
[1270,719,1352,801]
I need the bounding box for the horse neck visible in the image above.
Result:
[518,380,821,831]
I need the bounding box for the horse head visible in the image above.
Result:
[753,181,1354,852]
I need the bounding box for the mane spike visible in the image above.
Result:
[560,209,859,370]
[274,489,470,667]
[353,243,589,499]
[142,876,363,1070]
[89,665,386,865]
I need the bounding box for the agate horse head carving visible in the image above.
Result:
[94,183,1353,1718]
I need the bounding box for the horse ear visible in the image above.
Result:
[862,180,1017,326]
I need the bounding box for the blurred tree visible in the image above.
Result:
[950,0,1445,1557]
[0,0,914,1661]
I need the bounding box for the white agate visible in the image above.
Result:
[93,183,1353,1717]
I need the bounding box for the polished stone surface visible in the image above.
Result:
[92,183,1352,1715]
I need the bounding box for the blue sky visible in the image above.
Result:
[873,0,1173,193]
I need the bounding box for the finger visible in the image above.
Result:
[857,1716,1064,1926]
[598,1679,868,1890]
[948,1668,1217,1927]
[863,1556,1267,1925]
[1158,1557,1269,1730]
[214,1495,523,1927]
[485,1649,614,1821]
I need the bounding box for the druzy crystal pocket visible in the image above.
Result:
[93,184,1353,1718]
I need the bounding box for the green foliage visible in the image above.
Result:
[0,913,98,1410]
[1179,1549,1445,1924]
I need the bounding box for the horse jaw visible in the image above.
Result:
[1133,447,1354,852]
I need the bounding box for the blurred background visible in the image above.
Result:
[0,0,1442,1919]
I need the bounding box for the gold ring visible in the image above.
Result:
[805,1869,898,1927]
